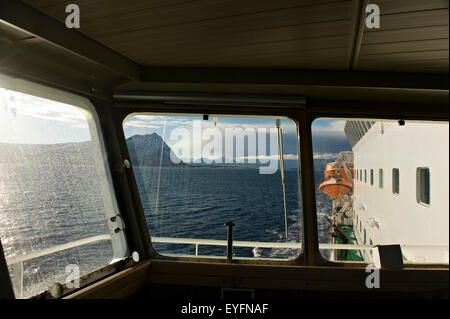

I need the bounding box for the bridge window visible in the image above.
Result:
[417,167,430,205]
[312,118,448,265]
[123,114,302,261]
[0,84,127,298]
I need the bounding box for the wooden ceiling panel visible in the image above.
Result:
[363,9,448,31]
[22,0,354,68]
[363,25,449,45]
[137,35,349,61]
[25,0,345,37]
[20,0,449,74]
[130,47,350,68]
[84,1,348,38]
[355,1,448,73]
[369,0,449,14]
[359,39,448,56]
[24,0,191,19]
[129,20,350,58]
[90,1,353,63]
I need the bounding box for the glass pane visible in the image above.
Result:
[312,118,449,265]
[379,169,384,188]
[393,168,400,194]
[417,168,430,205]
[124,114,302,260]
[0,87,126,298]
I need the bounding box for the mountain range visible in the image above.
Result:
[126,133,186,167]
[0,133,349,174]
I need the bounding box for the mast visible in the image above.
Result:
[276,119,288,239]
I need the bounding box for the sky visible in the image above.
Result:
[0,88,91,144]
[0,86,351,160]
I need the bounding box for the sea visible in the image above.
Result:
[0,163,333,298]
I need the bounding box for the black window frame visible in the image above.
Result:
[111,101,449,270]
[118,108,305,266]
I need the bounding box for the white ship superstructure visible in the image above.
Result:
[344,120,449,264]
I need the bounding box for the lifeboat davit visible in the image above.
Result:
[319,178,352,199]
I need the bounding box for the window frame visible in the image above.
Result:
[120,110,304,266]
[113,103,449,270]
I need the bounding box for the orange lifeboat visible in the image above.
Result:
[319,178,352,199]
[320,160,354,199]
[324,163,354,182]
[324,163,336,180]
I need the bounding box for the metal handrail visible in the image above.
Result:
[7,235,448,265]
[151,236,374,253]
[6,234,112,265]
[4,234,448,298]
[151,236,449,255]
[5,234,112,299]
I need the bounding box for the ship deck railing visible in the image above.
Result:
[5,235,448,298]
[151,236,377,254]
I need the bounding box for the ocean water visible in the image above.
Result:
[134,167,333,259]
[0,163,333,298]
[0,162,113,297]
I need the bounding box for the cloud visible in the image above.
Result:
[7,90,88,128]
[126,115,194,127]
[311,120,346,135]
[123,120,160,129]
[313,152,339,160]
[238,154,298,161]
